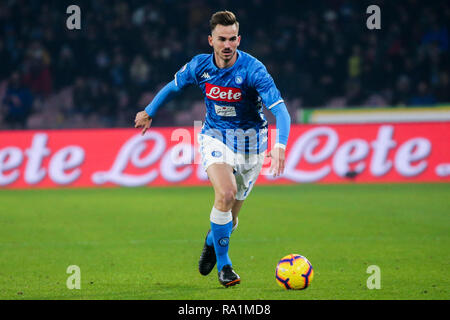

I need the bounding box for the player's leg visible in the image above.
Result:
[206,163,240,286]
[207,163,237,211]
[204,152,263,277]
[197,134,240,286]
[200,191,242,276]
[203,162,237,254]
[197,134,239,284]
[205,197,242,246]
[231,199,244,233]
[206,163,237,264]
[231,152,266,232]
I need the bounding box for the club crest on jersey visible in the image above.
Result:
[235,75,243,84]
[205,83,242,102]
[211,150,222,157]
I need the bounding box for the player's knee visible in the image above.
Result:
[216,188,237,208]
[222,188,236,205]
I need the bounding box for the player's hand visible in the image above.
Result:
[134,111,152,135]
[267,146,286,177]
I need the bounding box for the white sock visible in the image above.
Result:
[210,207,232,225]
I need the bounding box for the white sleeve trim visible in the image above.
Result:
[267,99,284,110]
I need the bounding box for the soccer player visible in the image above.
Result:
[134,11,291,287]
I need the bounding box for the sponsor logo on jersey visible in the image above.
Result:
[205,83,242,102]
[214,104,236,117]
[201,72,210,79]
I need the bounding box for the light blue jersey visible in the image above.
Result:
[174,50,284,154]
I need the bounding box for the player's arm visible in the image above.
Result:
[268,102,291,177]
[251,62,291,177]
[135,60,197,135]
[135,80,181,135]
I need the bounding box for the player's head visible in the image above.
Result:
[208,11,241,63]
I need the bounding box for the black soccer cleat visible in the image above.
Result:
[218,265,240,287]
[198,230,216,276]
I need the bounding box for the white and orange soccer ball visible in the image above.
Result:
[275,254,314,290]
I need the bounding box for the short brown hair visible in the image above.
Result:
[210,10,239,33]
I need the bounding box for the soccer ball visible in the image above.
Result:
[275,254,314,290]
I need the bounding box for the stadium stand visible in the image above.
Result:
[0,0,448,129]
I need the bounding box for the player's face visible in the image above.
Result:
[208,24,241,64]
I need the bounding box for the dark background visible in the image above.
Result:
[0,0,448,129]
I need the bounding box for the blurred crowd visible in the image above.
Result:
[0,0,448,129]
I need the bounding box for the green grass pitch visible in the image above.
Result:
[0,183,448,300]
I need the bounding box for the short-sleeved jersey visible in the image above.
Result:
[174,50,284,154]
